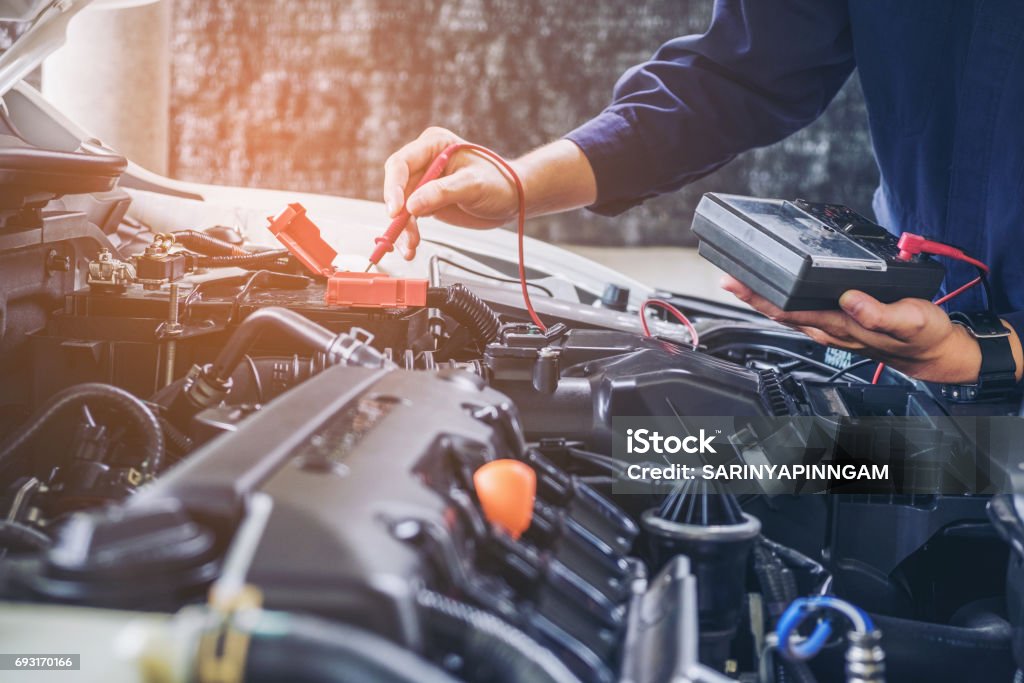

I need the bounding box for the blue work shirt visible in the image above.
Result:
[565,0,1024,335]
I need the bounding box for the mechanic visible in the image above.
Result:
[381,0,1024,386]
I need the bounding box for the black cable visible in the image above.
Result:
[171,229,248,257]
[979,268,995,313]
[825,358,876,383]
[0,383,164,477]
[194,249,290,269]
[434,256,554,297]
[229,270,310,322]
[427,284,503,343]
[157,416,194,457]
[181,271,309,322]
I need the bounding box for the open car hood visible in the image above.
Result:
[0,0,93,97]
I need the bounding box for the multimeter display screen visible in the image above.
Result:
[726,197,882,269]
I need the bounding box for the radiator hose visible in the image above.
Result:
[0,383,165,477]
[428,283,502,343]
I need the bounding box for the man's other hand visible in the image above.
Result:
[720,275,1021,383]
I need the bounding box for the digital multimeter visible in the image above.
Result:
[691,193,946,311]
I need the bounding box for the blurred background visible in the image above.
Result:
[34,0,880,293]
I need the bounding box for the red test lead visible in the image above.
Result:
[366,143,463,270]
[896,232,989,273]
[369,142,546,331]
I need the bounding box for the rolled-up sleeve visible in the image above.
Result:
[565,0,856,216]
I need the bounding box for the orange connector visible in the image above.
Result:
[267,203,428,308]
[325,271,427,308]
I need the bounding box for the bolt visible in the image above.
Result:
[166,284,183,334]
[164,284,183,387]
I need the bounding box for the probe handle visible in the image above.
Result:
[368,143,462,266]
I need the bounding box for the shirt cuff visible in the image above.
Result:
[564,110,659,217]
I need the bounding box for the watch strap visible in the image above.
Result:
[943,311,1017,400]
[975,333,1017,394]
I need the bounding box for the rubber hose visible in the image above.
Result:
[0,383,164,476]
[195,249,290,269]
[243,611,459,683]
[0,520,52,552]
[417,589,581,683]
[210,307,338,383]
[427,283,502,343]
[171,230,248,257]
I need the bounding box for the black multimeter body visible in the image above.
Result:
[692,193,946,311]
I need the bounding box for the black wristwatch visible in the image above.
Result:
[941,310,1018,401]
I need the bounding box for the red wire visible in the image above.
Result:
[870,276,984,385]
[449,143,546,332]
[871,362,885,385]
[934,276,982,306]
[640,298,700,350]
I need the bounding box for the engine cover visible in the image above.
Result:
[23,364,710,682]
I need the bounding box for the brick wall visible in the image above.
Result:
[170,0,878,246]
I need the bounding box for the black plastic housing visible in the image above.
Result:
[692,193,945,311]
[29,279,431,406]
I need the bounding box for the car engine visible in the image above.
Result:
[2,84,1024,683]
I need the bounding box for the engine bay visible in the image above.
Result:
[4,84,1024,683]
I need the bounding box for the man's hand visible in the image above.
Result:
[721,275,1023,383]
[382,128,598,260]
[382,127,520,260]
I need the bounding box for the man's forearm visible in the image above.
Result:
[513,140,598,218]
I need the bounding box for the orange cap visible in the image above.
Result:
[473,459,536,540]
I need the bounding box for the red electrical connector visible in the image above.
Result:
[267,203,428,308]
